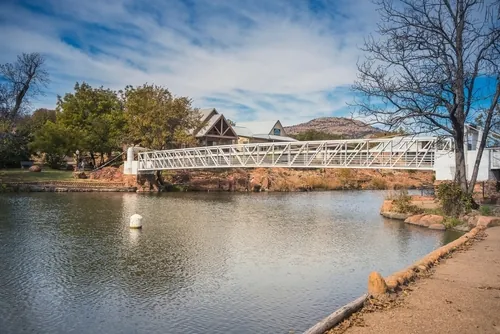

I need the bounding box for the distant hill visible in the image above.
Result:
[284,117,382,139]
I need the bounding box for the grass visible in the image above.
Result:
[443,216,463,229]
[479,205,492,216]
[423,207,445,216]
[0,168,77,182]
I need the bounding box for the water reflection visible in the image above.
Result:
[0,191,462,334]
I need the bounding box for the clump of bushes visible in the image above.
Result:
[435,182,475,217]
[479,205,492,216]
[443,216,462,228]
[370,177,388,190]
[387,189,422,214]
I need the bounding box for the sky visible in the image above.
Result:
[0,0,379,126]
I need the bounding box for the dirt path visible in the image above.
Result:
[340,226,500,334]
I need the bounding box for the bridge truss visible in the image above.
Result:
[137,137,453,172]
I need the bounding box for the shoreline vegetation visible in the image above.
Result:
[380,189,500,233]
[0,166,436,193]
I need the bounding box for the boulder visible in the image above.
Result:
[72,171,87,179]
[381,212,412,220]
[368,271,388,296]
[405,214,425,224]
[421,215,444,226]
[476,216,500,229]
[428,223,446,230]
[452,223,471,232]
[405,214,444,227]
[28,165,41,172]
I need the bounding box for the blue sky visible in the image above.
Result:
[0,0,378,125]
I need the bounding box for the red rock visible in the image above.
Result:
[368,272,388,296]
[405,214,425,224]
[476,216,500,228]
[429,224,446,230]
[405,214,444,227]
[420,215,444,226]
[28,165,41,172]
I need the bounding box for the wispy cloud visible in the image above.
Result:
[0,0,378,125]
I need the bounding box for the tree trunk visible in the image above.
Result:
[90,152,96,169]
[470,83,500,191]
[155,170,164,186]
[453,134,468,193]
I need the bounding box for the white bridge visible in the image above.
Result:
[135,137,454,171]
[124,133,500,181]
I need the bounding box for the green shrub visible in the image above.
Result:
[389,189,422,214]
[444,217,462,228]
[436,182,474,217]
[479,205,492,216]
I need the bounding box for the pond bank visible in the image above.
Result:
[1,181,136,192]
[325,226,500,334]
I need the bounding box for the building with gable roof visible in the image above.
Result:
[233,120,297,144]
[190,109,297,146]
[191,108,238,146]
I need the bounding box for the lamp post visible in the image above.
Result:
[75,150,80,171]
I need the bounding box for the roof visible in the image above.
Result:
[195,113,224,137]
[252,134,298,142]
[236,120,282,135]
[232,126,254,138]
[197,108,218,123]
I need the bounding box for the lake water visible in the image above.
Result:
[0,191,461,334]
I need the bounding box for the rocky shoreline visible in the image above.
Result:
[380,195,500,232]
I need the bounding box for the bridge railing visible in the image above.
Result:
[137,137,453,171]
[492,149,500,169]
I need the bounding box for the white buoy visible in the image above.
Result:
[130,214,143,229]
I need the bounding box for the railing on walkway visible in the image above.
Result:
[137,137,453,171]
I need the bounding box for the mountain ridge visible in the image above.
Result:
[284,117,382,138]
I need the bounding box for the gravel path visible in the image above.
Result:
[340,226,500,334]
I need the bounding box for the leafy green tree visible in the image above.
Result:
[57,82,125,166]
[28,108,56,131]
[0,130,31,168]
[30,121,78,169]
[122,84,200,149]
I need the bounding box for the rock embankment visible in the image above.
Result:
[379,196,436,220]
[404,214,445,230]
[163,168,433,192]
[89,166,433,193]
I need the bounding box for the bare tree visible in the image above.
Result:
[353,0,500,193]
[0,53,49,121]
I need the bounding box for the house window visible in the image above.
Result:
[273,128,281,136]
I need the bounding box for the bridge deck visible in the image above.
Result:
[138,137,453,171]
